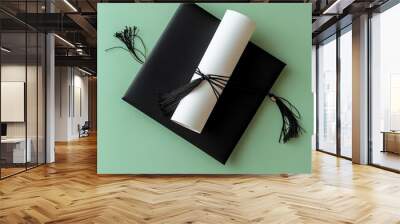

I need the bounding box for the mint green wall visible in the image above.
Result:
[97,3,312,174]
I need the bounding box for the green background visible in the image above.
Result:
[97,3,312,174]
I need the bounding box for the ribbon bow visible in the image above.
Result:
[159,68,230,116]
[194,68,230,99]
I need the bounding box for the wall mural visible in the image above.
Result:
[98,3,312,174]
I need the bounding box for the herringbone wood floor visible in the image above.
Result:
[1,135,400,224]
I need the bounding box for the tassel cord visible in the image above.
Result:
[160,78,203,107]
[159,78,204,115]
[105,26,147,64]
[116,26,144,63]
[269,94,304,143]
[134,34,147,58]
[105,46,146,64]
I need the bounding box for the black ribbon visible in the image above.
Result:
[159,68,304,143]
[159,68,230,116]
[194,68,230,99]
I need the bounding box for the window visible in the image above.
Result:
[370,3,400,171]
[316,26,353,158]
[317,36,337,154]
[339,28,352,158]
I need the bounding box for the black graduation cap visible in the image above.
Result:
[118,3,302,164]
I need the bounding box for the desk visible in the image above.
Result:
[1,138,31,163]
[382,131,400,154]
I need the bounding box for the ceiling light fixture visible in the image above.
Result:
[54,34,75,48]
[78,67,93,76]
[76,48,85,55]
[63,0,78,12]
[1,47,11,53]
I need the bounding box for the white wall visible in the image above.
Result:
[1,64,41,137]
[71,73,89,138]
[1,63,46,164]
[55,67,89,141]
[55,66,69,141]
[1,82,25,122]
[1,64,28,140]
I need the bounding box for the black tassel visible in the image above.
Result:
[159,68,229,116]
[269,94,304,143]
[106,26,147,64]
[159,78,204,116]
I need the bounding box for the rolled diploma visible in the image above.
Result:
[171,10,256,133]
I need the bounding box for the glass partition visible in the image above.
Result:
[0,2,46,179]
[0,31,28,178]
[27,31,38,169]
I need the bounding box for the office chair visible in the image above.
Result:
[79,121,90,138]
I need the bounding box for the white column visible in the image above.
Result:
[352,14,369,164]
[46,32,55,163]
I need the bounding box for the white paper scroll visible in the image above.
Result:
[171,10,256,133]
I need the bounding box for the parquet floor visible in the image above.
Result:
[0,167,26,178]
[1,134,400,223]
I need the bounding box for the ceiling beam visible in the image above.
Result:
[13,13,83,32]
[67,13,97,39]
[55,55,96,71]
[322,0,356,14]
[312,15,335,33]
